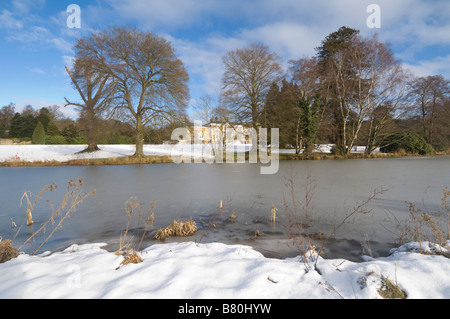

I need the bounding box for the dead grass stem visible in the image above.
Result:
[16,178,96,255]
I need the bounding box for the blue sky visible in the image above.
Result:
[1,0,449,119]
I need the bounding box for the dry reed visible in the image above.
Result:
[16,178,96,255]
[116,197,155,262]
[0,239,19,263]
[388,187,450,253]
[154,218,197,241]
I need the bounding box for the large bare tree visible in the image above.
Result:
[75,26,190,157]
[64,58,112,152]
[222,43,282,128]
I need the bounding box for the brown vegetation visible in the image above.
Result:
[0,240,19,263]
[0,155,174,167]
[154,219,197,241]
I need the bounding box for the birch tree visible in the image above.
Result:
[321,30,406,153]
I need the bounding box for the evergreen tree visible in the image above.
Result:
[32,122,46,144]
[297,96,322,156]
[46,121,61,136]
[9,113,23,138]
[37,108,51,130]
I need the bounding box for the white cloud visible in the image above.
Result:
[48,37,74,54]
[12,0,46,14]
[0,9,23,29]
[169,21,329,101]
[367,0,450,47]
[402,54,450,79]
[238,22,327,60]
[29,67,45,74]
[7,25,50,42]
[106,0,212,29]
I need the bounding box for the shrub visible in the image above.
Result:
[331,144,347,155]
[32,122,46,144]
[45,135,67,144]
[0,239,18,263]
[433,141,449,153]
[71,136,88,145]
[380,132,434,155]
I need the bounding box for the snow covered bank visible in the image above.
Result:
[0,144,379,164]
[0,241,448,299]
[0,144,254,163]
[0,144,180,162]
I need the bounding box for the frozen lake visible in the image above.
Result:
[1,155,449,261]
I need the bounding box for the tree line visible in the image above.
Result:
[0,102,138,144]
[1,25,449,157]
[208,26,450,156]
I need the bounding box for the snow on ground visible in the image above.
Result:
[0,240,448,299]
[0,144,378,163]
[0,144,255,162]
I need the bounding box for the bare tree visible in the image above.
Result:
[289,57,326,156]
[191,94,217,125]
[364,69,411,155]
[222,43,282,128]
[64,57,112,151]
[0,103,16,137]
[407,75,450,146]
[75,26,190,157]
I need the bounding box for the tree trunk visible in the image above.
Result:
[133,117,145,158]
[85,107,99,152]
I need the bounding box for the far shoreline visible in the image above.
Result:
[0,144,448,167]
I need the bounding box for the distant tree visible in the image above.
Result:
[61,123,80,144]
[9,113,23,138]
[76,26,190,157]
[222,43,282,128]
[17,106,38,138]
[0,103,16,137]
[192,94,217,124]
[9,110,37,138]
[47,105,64,121]
[37,107,51,130]
[32,122,46,144]
[21,105,37,117]
[407,75,450,146]
[46,121,61,137]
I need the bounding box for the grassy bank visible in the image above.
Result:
[0,148,448,167]
[0,155,174,167]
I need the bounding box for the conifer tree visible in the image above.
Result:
[32,122,45,144]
